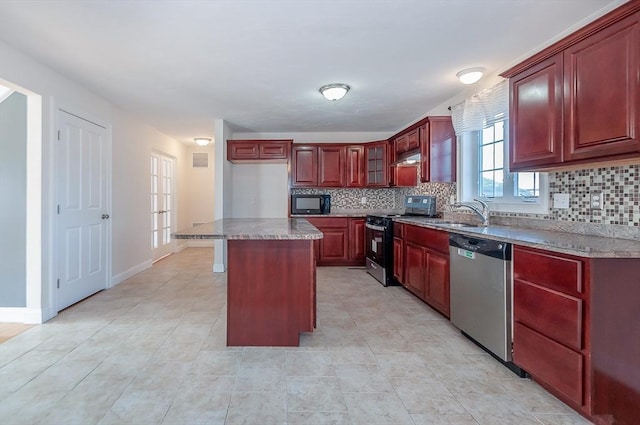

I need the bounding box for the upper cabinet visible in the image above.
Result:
[227,139,291,162]
[420,117,456,183]
[365,141,388,187]
[502,3,640,171]
[291,145,318,187]
[318,146,346,187]
[346,145,366,187]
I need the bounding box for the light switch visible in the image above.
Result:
[553,193,570,209]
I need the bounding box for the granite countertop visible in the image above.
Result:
[173,218,324,240]
[394,217,640,258]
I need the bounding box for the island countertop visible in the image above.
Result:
[173,218,323,240]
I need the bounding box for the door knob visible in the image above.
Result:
[101,214,110,219]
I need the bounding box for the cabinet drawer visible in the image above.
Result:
[306,217,348,229]
[514,322,584,406]
[393,222,404,238]
[514,246,584,294]
[514,280,583,351]
[404,225,448,254]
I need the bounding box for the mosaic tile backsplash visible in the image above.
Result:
[291,164,639,227]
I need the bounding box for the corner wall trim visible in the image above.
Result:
[111,260,152,287]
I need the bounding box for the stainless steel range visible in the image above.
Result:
[365,195,438,286]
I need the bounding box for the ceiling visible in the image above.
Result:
[0,0,623,142]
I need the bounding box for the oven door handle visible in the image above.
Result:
[365,223,386,232]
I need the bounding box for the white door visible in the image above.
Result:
[151,153,174,262]
[57,110,109,310]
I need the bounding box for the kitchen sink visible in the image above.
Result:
[438,222,479,228]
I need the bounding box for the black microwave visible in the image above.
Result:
[291,194,331,215]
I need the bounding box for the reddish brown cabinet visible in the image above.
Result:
[419,117,456,183]
[512,245,640,424]
[365,142,388,187]
[503,3,640,171]
[228,139,291,162]
[563,11,640,161]
[345,146,365,187]
[401,224,450,318]
[318,146,346,187]
[349,218,366,263]
[291,146,318,187]
[389,164,418,187]
[306,217,365,266]
[392,223,404,284]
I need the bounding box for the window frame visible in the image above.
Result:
[458,119,549,214]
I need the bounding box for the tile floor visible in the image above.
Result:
[0,248,592,425]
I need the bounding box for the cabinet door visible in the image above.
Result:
[509,54,564,170]
[228,141,259,161]
[564,12,640,161]
[349,218,366,264]
[406,128,419,150]
[346,146,365,187]
[365,142,388,187]
[394,134,408,154]
[404,242,425,298]
[425,251,450,317]
[393,237,404,283]
[318,146,346,187]
[260,141,289,159]
[319,228,349,263]
[291,146,318,187]
[389,165,417,187]
[422,118,456,183]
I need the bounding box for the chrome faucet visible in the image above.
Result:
[452,198,490,226]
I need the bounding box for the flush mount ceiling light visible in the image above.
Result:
[456,67,485,85]
[319,83,350,101]
[194,138,211,146]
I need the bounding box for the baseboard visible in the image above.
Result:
[110,260,152,287]
[0,306,55,324]
[213,263,226,273]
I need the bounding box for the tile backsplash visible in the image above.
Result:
[291,163,639,227]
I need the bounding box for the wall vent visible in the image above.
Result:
[192,152,208,168]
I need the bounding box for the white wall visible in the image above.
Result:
[0,92,27,308]
[231,163,288,218]
[0,40,188,322]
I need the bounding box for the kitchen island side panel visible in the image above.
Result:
[226,239,315,346]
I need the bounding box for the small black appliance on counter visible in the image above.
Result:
[291,194,331,215]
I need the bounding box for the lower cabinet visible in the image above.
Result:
[512,245,640,424]
[399,224,450,318]
[306,217,365,266]
[392,223,404,283]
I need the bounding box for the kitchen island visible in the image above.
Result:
[174,218,323,347]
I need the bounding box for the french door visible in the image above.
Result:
[57,110,109,310]
[151,153,175,262]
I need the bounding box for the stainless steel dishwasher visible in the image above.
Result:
[449,233,525,376]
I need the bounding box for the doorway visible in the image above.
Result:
[57,110,110,310]
[151,152,175,262]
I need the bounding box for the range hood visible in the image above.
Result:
[391,150,420,166]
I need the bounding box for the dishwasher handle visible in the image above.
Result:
[449,234,511,260]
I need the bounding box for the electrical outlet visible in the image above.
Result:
[449,195,456,204]
[590,191,603,210]
[553,193,570,209]
[360,197,367,205]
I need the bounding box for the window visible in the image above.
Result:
[459,119,548,214]
[452,80,548,214]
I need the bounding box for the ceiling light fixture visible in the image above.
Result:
[194,138,211,146]
[319,83,350,101]
[456,67,485,85]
